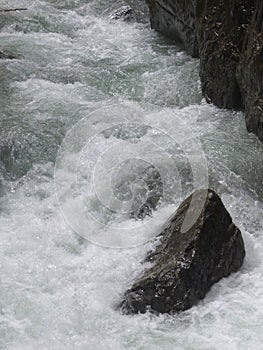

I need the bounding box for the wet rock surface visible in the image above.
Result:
[110,5,136,22]
[107,2,149,23]
[145,0,263,142]
[146,0,198,57]
[120,189,245,314]
[237,0,263,141]
[196,0,254,110]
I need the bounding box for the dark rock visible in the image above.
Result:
[145,0,263,142]
[236,0,263,142]
[196,0,254,110]
[119,189,245,314]
[146,0,199,57]
[110,6,136,22]
[0,50,17,60]
[104,2,149,24]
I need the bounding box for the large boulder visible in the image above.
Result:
[119,189,245,314]
[145,0,263,142]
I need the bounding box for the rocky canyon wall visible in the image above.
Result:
[146,0,263,142]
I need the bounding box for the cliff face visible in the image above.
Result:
[146,0,263,142]
[196,0,254,110]
[237,0,263,141]
[146,0,198,57]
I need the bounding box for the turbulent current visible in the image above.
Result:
[1,1,263,349]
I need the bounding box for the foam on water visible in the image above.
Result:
[1,1,263,349]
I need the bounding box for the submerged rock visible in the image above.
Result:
[0,50,18,60]
[109,4,149,23]
[120,189,245,314]
[111,161,163,220]
[109,6,136,22]
[129,165,163,219]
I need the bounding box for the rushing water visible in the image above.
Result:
[1,1,263,349]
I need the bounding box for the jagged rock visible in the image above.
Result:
[119,189,245,314]
[145,0,263,142]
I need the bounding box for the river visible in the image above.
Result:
[1,1,263,349]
